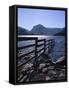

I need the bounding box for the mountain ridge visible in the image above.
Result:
[18,24,65,35]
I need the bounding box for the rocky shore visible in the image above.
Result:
[17,54,66,82]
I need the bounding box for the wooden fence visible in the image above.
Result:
[17,37,55,69]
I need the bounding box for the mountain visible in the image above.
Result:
[18,24,65,35]
[30,24,47,35]
[30,24,63,35]
[46,28,63,35]
[54,28,65,36]
[18,27,29,35]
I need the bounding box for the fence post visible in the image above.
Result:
[34,38,38,71]
[46,40,49,54]
[48,40,50,54]
[44,39,46,54]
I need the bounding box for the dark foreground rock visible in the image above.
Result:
[17,55,66,82]
[55,56,65,67]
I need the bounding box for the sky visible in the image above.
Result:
[18,8,65,31]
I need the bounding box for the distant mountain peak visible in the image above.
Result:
[34,24,44,27]
[31,24,47,35]
[33,24,46,29]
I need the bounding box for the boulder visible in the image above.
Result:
[55,56,65,67]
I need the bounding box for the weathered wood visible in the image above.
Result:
[18,44,35,50]
[38,39,45,42]
[37,47,44,53]
[18,37,37,41]
[18,50,35,59]
[18,56,35,68]
[44,39,46,54]
[17,37,55,70]
[37,43,44,47]
[34,38,38,70]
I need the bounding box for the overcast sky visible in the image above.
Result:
[18,8,65,31]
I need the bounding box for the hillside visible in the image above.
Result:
[18,27,29,35]
[54,28,65,36]
[18,24,65,35]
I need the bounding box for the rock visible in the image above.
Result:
[61,69,65,72]
[55,56,65,67]
[47,66,54,70]
[30,73,46,81]
[56,56,65,63]
[45,76,51,80]
[30,70,34,73]
[24,56,30,60]
[57,72,65,80]
[38,63,46,69]
[23,63,33,71]
[59,73,64,77]
[48,70,56,77]
[46,63,50,66]
[18,74,23,81]
[42,68,48,73]
[42,54,55,64]
[20,75,28,82]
